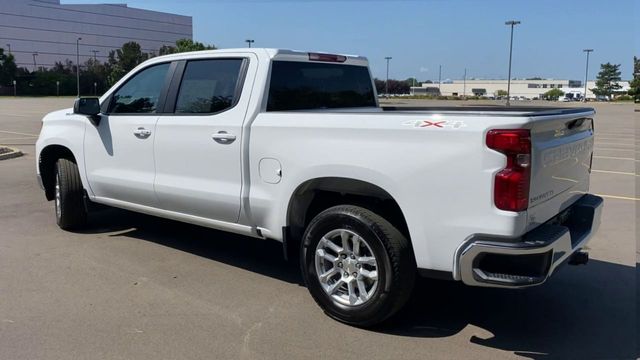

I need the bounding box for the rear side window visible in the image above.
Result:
[110,63,170,114]
[267,61,376,111]
[175,59,243,114]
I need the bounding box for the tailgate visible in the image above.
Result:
[526,112,595,229]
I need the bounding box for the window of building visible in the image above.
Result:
[424,87,440,95]
[110,63,170,114]
[528,84,540,88]
[175,59,244,114]
[542,84,548,88]
[568,80,582,88]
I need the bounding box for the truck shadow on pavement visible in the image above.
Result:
[85,208,637,360]
[385,265,637,359]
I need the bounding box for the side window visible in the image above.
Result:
[110,63,170,114]
[175,59,243,114]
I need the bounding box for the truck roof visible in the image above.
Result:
[142,48,369,67]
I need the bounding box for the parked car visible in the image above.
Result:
[36,48,603,326]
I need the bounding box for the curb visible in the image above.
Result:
[0,146,24,161]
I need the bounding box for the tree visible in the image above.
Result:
[496,89,508,97]
[175,38,216,52]
[389,79,410,94]
[0,48,18,86]
[104,42,149,85]
[404,77,420,87]
[543,88,564,100]
[373,78,410,95]
[374,78,385,94]
[159,39,216,55]
[81,58,109,95]
[158,44,177,56]
[115,42,148,73]
[628,56,639,101]
[592,62,622,99]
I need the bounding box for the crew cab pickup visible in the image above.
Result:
[36,48,603,326]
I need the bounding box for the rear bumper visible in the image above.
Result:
[456,194,603,288]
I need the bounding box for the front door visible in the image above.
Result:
[84,62,171,207]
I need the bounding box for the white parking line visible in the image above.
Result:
[595,194,640,201]
[593,156,639,161]
[0,136,38,141]
[594,148,637,152]
[0,114,33,118]
[0,130,38,137]
[592,169,639,176]
[595,142,636,147]
[596,133,638,137]
[595,138,636,143]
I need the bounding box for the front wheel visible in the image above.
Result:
[54,158,88,230]
[301,205,416,327]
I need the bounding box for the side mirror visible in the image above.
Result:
[73,97,101,125]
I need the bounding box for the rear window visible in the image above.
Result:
[267,61,376,111]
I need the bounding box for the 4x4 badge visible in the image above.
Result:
[403,120,467,129]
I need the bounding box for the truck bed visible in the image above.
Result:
[381,106,594,117]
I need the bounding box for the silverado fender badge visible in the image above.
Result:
[402,120,467,129]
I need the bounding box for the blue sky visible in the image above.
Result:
[65,0,638,81]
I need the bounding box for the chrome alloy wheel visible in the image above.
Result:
[314,229,379,306]
[54,172,61,220]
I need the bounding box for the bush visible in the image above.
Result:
[614,95,633,101]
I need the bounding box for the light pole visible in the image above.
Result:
[56,81,60,96]
[91,50,99,61]
[505,20,521,106]
[13,80,16,96]
[385,56,392,98]
[463,68,467,99]
[245,39,254,48]
[438,65,442,91]
[32,52,38,71]
[94,82,97,95]
[5,43,10,54]
[582,49,593,102]
[76,37,82,97]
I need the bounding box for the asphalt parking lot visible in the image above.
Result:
[0,97,637,359]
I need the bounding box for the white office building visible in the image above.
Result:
[0,0,192,69]
[411,79,630,100]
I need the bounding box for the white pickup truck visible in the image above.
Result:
[36,48,603,326]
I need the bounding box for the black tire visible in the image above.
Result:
[301,205,416,327]
[54,158,87,230]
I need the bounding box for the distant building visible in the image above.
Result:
[411,79,630,99]
[0,0,192,69]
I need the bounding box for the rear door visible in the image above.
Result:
[84,62,173,207]
[153,55,255,223]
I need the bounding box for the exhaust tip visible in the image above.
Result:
[568,251,589,265]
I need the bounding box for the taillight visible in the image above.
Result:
[486,129,531,212]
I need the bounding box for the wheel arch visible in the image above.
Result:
[284,177,412,260]
[39,144,78,201]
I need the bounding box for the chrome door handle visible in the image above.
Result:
[212,131,236,144]
[133,127,151,138]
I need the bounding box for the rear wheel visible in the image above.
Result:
[54,158,87,230]
[301,205,415,327]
